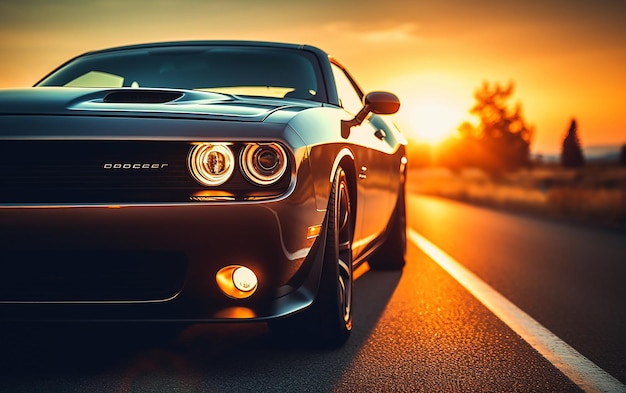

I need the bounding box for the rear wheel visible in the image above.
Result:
[368,182,406,271]
[269,167,353,348]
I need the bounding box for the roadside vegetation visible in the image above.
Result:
[406,80,626,230]
[407,165,626,229]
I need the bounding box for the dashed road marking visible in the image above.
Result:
[408,228,626,393]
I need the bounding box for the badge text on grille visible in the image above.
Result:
[103,163,169,169]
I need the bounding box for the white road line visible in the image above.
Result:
[408,228,626,393]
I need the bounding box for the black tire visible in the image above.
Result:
[269,167,353,348]
[368,182,406,271]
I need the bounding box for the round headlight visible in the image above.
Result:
[188,143,235,186]
[240,143,287,186]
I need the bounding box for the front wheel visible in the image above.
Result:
[269,166,353,348]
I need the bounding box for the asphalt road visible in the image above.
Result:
[409,194,626,385]
[1,193,624,392]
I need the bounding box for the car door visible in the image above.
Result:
[330,62,398,259]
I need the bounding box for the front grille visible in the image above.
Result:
[0,250,187,302]
[0,141,290,203]
[0,141,192,203]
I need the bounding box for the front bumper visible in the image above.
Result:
[0,200,327,322]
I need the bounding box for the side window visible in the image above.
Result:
[331,63,363,115]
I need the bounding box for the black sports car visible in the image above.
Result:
[0,41,407,347]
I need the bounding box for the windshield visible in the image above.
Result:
[37,46,327,102]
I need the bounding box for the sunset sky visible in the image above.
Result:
[0,0,624,154]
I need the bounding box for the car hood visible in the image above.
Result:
[0,87,318,122]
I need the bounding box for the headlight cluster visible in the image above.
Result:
[187,142,288,187]
[188,143,235,187]
[240,143,288,186]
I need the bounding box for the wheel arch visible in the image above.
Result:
[327,149,357,232]
[338,155,357,240]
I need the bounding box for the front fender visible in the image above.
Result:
[285,108,357,211]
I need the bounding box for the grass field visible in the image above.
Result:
[408,165,626,230]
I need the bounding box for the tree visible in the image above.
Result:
[450,81,534,173]
[561,118,585,168]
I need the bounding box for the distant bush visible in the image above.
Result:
[547,187,625,224]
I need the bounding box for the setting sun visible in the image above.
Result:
[385,72,475,146]
[395,88,472,146]
[407,98,465,145]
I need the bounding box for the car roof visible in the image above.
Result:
[82,40,330,58]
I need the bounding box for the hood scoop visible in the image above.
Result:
[103,90,183,104]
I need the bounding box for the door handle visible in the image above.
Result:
[374,129,386,140]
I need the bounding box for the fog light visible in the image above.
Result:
[232,266,257,292]
[216,265,258,299]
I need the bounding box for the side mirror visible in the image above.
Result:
[341,91,400,138]
[365,91,401,115]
